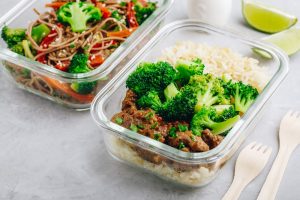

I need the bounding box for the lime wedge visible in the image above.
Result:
[242,0,297,33]
[253,28,300,58]
[264,28,300,55]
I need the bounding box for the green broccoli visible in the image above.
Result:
[158,85,197,121]
[68,53,97,94]
[1,26,26,48]
[68,53,90,73]
[136,90,162,111]
[57,2,102,33]
[134,1,157,25]
[191,107,240,136]
[70,82,97,94]
[10,42,24,55]
[175,58,205,86]
[189,74,228,112]
[164,82,179,101]
[213,105,234,115]
[126,61,177,97]
[212,105,239,122]
[230,81,259,113]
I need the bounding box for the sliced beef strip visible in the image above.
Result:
[167,131,209,152]
[201,129,224,149]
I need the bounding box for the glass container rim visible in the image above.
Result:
[91,20,289,163]
[0,0,174,82]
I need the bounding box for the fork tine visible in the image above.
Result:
[265,147,272,156]
[281,110,294,122]
[255,143,263,151]
[260,145,269,153]
[247,142,257,149]
[285,110,293,118]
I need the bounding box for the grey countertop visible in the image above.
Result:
[1,0,300,200]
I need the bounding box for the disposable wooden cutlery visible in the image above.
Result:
[222,142,272,200]
[257,110,300,200]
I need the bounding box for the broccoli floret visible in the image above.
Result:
[134,1,157,25]
[70,81,97,94]
[158,85,197,121]
[136,90,162,111]
[175,58,205,86]
[191,107,240,135]
[57,2,102,33]
[111,10,126,24]
[189,74,228,112]
[230,81,259,113]
[69,53,96,94]
[212,105,239,122]
[126,61,176,97]
[164,82,179,101]
[10,42,24,55]
[68,53,90,73]
[213,105,234,115]
[1,26,26,48]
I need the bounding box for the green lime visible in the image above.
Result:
[253,28,300,58]
[264,28,300,55]
[242,0,297,33]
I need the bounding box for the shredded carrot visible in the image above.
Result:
[45,2,67,9]
[107,28,137,38]
[42,76,94,103]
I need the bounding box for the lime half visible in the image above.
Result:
[243,0,297,33]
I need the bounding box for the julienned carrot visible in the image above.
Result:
[42,76,94,103]
[107,28,137,38]
[45,2,67,9]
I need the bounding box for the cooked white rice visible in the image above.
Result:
[160,41,270,91]
[107,136,217,187]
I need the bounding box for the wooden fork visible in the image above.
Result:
[222,142,272,200]
[257,110,300,200]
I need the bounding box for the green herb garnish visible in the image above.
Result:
[178,142,185,149]
[150,122,158,129]
[168,127,177,138]
[137,124,145,129]
[130,123,138,132]
[178,124,188,132]
[190,135,196,141]
[115,117,123,125]
[145,112,154,121]
[154,133,160,141]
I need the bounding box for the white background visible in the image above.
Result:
[1,0,300,199]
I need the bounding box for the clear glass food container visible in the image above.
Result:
[91,20,289,187]
[0,0,173,110]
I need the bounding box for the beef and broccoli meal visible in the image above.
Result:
[106,42,268,186]
[112,58,259,152]
[1,0,157,104]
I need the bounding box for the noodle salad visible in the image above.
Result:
[1,0,157,104]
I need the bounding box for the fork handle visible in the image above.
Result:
[257,145,296,200]
[222,178,248,200]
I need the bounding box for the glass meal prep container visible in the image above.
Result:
[91,20,289,187]
[0,0,173,110]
